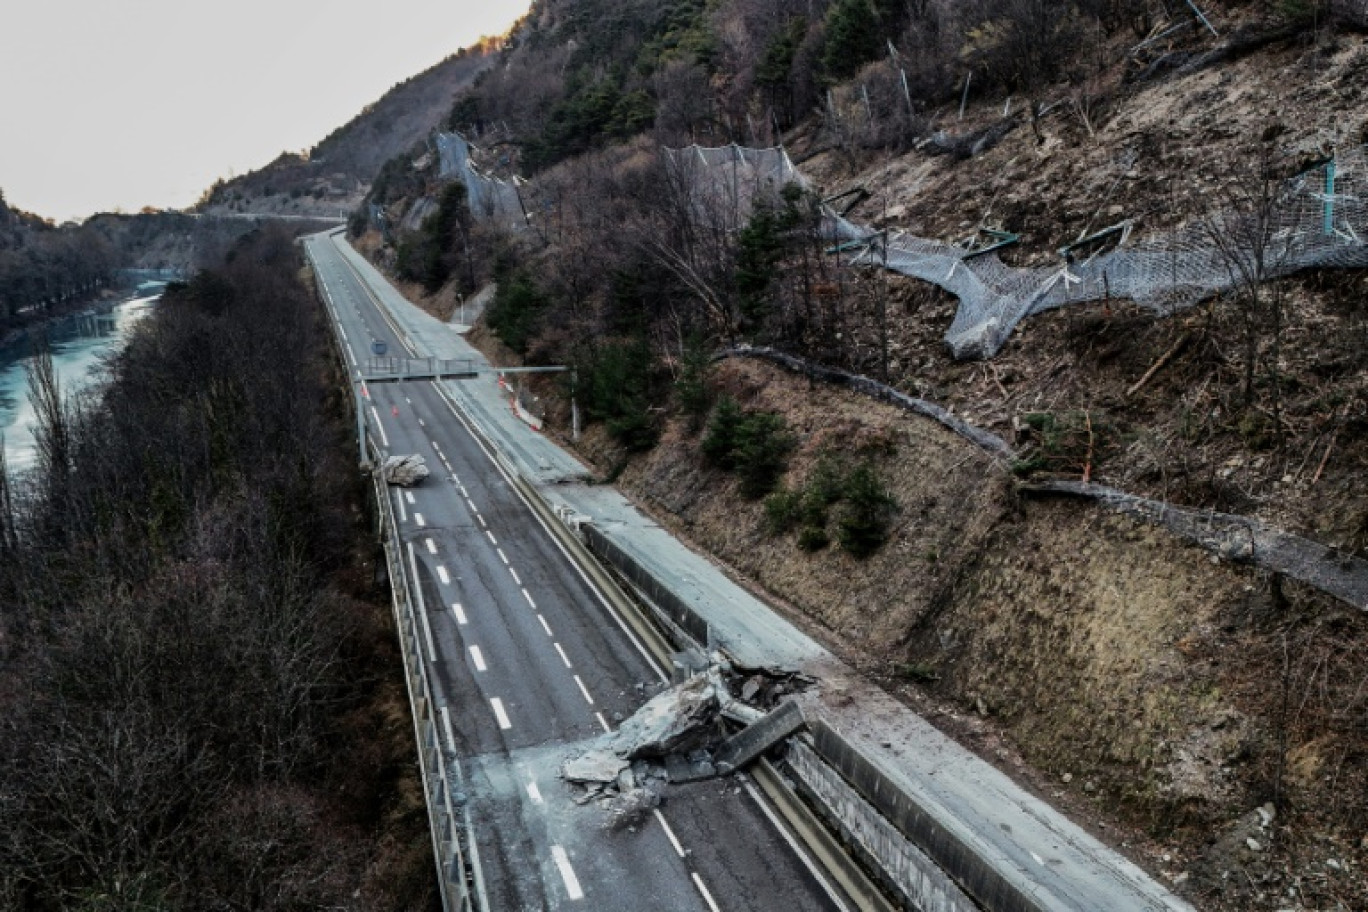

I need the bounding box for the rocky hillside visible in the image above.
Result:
[197,42,498,218]
[353,2,1368,909]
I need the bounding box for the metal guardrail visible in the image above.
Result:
[370,448,480,912]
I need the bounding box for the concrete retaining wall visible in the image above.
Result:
[581,523,712,647]
[786,740,979,912]
[809,721,1040,912]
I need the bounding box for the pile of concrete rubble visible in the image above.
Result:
[560,664,809,828]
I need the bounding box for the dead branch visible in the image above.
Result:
[1126,331,1192,397]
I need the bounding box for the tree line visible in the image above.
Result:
[0,225,432,910]
[0,190,116,324]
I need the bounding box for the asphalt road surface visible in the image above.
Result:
[305,234,849,912]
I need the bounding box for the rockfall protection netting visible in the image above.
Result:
[437,135,1368,360]
[664,143,1368,359]
[435,132,526,231]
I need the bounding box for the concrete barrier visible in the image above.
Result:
[786,740,979,912]
[809,720,1046,912]
[580,523,712,648]
[714,701,806,772]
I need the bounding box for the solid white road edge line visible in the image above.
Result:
[406,543,437,664]
[367,406,390,447]
[440,705,456,754]
[742,779,852,912]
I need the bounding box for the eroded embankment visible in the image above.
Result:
[578,355,1368,912]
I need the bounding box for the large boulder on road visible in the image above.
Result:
[381,454,430,486]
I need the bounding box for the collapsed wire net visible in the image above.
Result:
[666,143,1368,359]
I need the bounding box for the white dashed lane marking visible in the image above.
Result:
[437,566,450,585]
[654,810,686,859]
[693,874,722,912]
[490,698,512,730]
[425,538,437,554]
[551,846,584,901]
[573,675,595,706]
[538,615,553,636]
[469,646,487,672]
[523,589,537,609]
[452,603,466,625]
[554,642,572,668]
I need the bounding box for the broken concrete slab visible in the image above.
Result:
[714,700,806,774]
[665,752,718,784]
[614,671,720,760]
[562,671,724,788]
[563,749,629,784]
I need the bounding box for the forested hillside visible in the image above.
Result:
[0,190,115,325]
[0,227,431,909]
[353,2,1368,908]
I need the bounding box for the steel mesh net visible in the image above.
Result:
[668,143,1368,359]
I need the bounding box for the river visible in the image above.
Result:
[0,294,158,473]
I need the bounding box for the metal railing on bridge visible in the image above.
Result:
[370,444,482,911]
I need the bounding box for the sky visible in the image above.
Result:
[0,0,531,223]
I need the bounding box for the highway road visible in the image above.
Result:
[304,233,850,912]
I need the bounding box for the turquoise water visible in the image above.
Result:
[0,294,157,473]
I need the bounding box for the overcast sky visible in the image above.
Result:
[0,0,530,223]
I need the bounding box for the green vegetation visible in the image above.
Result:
[734,184,821,334]
[1011,410,1115,478]
[485,268,549,354]
[673,334,714,434]
[765,452,897,558]
[703,397,794,498]
[821,0,885,81]
[396,181,474,292]
[580,336,660,451]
